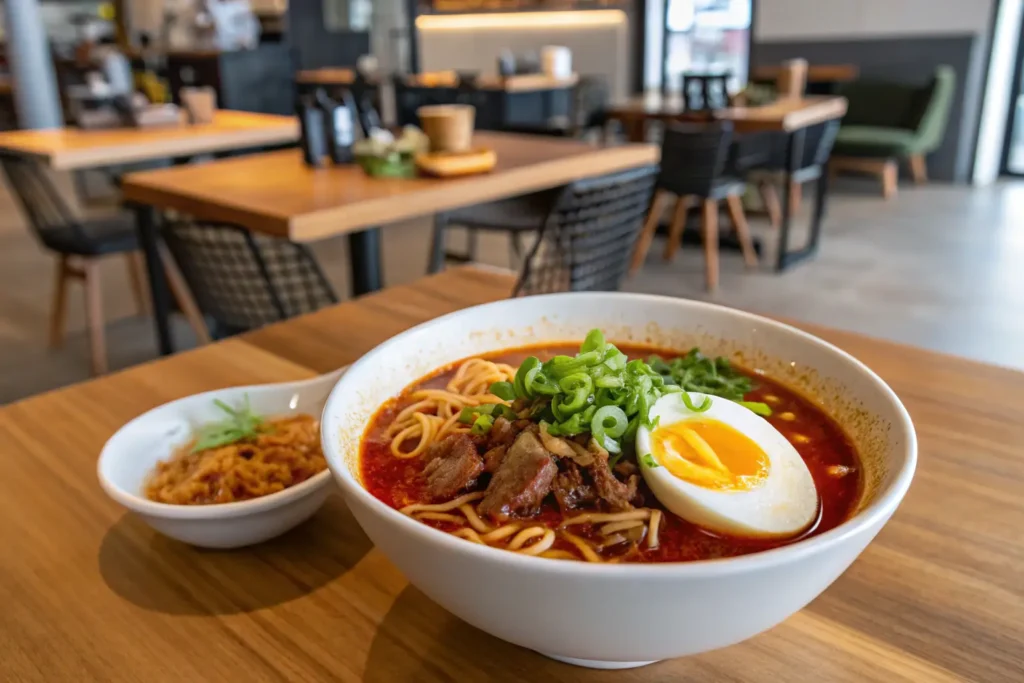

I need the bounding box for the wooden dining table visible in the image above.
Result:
[121,132,658,355]
[0,264,1020,681]
[605,95,848,273]
[0,110,299,170]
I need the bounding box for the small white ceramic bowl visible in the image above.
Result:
[321,293,916,669]
[98,369,343,549]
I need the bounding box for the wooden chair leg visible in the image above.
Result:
[125,251,149,316]
[882,161,898,199]
[662,195,691,262]
[788,180,802,215]
[757,181,782,230]
[49,255,72,349]
[630,189,670,275]
[725,194,758,268]
[909,154,928,185]
[82,259,108,376]
[158,244,212,345]
[702,199,720,291]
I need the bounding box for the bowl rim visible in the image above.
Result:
[96,379,334,521]
[322,291,918,577]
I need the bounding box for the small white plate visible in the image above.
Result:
[97,368,345,549]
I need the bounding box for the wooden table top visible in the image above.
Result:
[295,69,578,93]
[0,110,299,170]
[1,265,1020,681]
[295,67,362,86]
[607,95,849,133]
[121,133,659,242]
[752,63,860,84]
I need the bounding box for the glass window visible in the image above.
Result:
[663,0,751,93]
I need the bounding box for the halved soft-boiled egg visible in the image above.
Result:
[636,393,819,538]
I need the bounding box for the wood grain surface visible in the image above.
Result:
[607,95,848,138]
[120,133,659,242]
[1,266,1020,682]
[752,64,860,84]
[0,111,299,170]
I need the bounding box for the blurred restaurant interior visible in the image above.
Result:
[1,4,1022,681]
[0,0,1021,400]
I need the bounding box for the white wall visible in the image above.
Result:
[974,0,1024,184]
[756,0,994,41]
[417,12,631,101]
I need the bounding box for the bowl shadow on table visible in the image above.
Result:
[362,585,685,683]
[97,494,372,616]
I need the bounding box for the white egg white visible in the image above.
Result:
[636,393,819,538]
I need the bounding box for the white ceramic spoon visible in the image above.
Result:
[98,367,346,549]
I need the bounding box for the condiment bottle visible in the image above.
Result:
[318,89,356,164]
[296,94,326,167]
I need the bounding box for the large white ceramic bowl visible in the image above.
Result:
[320,294,916,668]
[98,369,343,549]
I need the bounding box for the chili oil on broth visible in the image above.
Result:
[359,343,862,563]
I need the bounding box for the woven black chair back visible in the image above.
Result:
[162,220,337,335]
[0,153,86,250]
[657,122,734,198]
[515,165,659,295]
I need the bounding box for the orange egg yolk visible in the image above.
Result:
[650,418,770,491]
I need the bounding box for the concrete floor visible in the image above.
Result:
[1,173,1021,405]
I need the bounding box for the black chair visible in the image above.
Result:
[679,73,732,112]
[161,219,338,337]
[746,120,841,229]
[572,75,612,140]
[515,165,659,295]
[0,153,205,374]
[629,122,757,290]
[429,187,563,274]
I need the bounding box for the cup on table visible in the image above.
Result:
[417,104,475,153]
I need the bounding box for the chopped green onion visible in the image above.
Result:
[738,401,773,417]
[192,395,265,451]
[591,405,628,455]
[489,381,516,401]
[471,414,494,435]
[514,357,540,398]
[580,328,606,355]
[680,393,713,413]
[641,453,659,468]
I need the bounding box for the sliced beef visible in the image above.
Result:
[489,416,516,448]
[478,431,557,520]
[586,439,638,511]
[483,444,508,473]
[553,460,597,512]
[423,433,484,500]
[538,423,595,467]
[613,460,638,479]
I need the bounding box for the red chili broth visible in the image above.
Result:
[360,344,862,563]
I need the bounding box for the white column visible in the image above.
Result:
[3,0,64,129]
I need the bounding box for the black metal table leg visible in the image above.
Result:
[775,128,805,272]
[806,168,830,254]
[348,227,383,296]
[135,205,174,355]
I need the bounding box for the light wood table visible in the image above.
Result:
[752,63,860,87]
[606,95,848,274]
[0,265,1020,681]
[0,110,299,170]
[607,94,848,137]
[121,132,658,353]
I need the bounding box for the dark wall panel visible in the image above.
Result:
[287,0,370,70]
[754,34,983,182]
